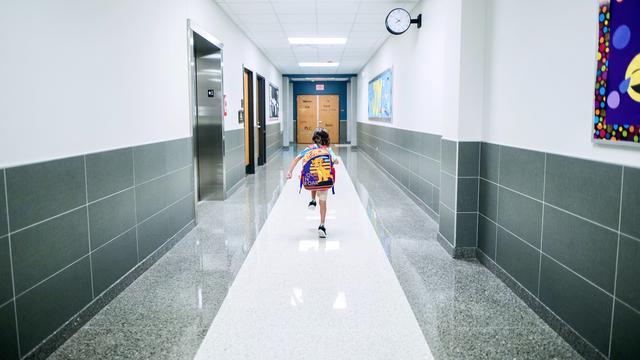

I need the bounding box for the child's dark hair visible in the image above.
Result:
[312,128,330,146]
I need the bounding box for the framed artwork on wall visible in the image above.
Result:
[269,84,279,119]
[368,68,393,122]
[594,0,640,146]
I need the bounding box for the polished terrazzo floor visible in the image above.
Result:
[49,152,290,359]
[341,147,580,360]
[194,155,432,359]
[50,146,580,359]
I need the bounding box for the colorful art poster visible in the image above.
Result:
[368,69,393,121]
[594,0,640,145]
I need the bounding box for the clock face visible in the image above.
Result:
[385,8,411,35]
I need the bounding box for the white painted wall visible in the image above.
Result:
[456,0,486,141]
[358,0,639,166]
[357,0,461,136]
[0,0,281,168]
[187,0,281,130]
[482,0,640,167]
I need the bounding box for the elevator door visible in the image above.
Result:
[194,33,224,201]
[296,95,339,144]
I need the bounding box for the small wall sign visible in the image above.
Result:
[316,84,325,91]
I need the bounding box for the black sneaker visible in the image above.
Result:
[318,225,327,238]
[308,200,317,210]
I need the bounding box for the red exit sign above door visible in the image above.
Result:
[315,84,325,91]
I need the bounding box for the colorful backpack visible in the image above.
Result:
[299,146,336,193]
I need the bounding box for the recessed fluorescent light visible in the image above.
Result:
[299,62,340,67]
[288,37,347,45]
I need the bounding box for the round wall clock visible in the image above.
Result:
[385,8,422,35]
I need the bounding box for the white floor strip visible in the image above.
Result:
[194,163,433,359]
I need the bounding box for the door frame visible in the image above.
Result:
[187,19,225,222]
[243,67,256,174]
[256,74,267,166]
[296,94,340,144]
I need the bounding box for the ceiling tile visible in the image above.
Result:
[358,2,415,14]
[239,13,279,23]
[278,13,317,23]
[271,1,315,14]
[351,22,385,33]
[354,12,385,24]
[317,23,352,34]
[281,23,315,34]
[317,13,356,24]
[218,0,411,74]
[253,34,287,41]
[292,47,319,57]
[316,2,360,13]
[246,23,284,32]
[316,45,345,53]
[227,2,274,14]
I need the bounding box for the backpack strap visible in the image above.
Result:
[331,160,335,194]
[329,158,336,195]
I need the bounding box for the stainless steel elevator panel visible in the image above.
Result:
[194,33,224,201]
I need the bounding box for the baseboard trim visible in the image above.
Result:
[436,233,455,257]
[454,246,476,259]
[476,249,606,360]
[23,220,196,360]
[435,232,476,259]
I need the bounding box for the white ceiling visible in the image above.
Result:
[215,0,421,74]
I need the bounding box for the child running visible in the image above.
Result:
[287,128,339,238]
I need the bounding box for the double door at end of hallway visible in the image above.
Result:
[297,95,339,144]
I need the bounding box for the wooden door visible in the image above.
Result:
[297,95,317,144]
[319,95,339,144]
[243,69,255,174]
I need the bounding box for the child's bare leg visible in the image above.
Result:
[317,191,328,237]
[319,200,327,224]
[311,190,317,200]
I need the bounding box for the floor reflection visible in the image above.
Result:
[50,146,580,360]
[49,149,294,360]
[342,147,581,360]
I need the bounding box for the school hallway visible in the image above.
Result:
[3,0,640,359]
[48,147,579,359]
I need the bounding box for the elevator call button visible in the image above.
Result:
[208,90,214,97]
